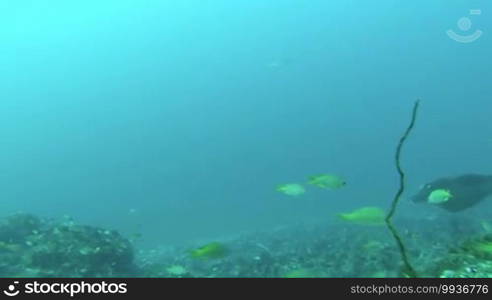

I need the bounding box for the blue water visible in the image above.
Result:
[0,0,491,247]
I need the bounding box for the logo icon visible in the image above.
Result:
[446,9,483,43]
[3,281,20,297]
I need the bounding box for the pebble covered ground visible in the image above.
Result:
[1,213,491,278]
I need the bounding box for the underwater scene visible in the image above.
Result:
[1,1,491,278]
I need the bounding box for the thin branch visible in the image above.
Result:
[385,99,420,278]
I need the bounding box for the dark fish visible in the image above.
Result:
[411,174,492,212]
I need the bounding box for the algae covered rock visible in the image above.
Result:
[0,213,136,277]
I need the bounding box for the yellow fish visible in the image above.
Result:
[308,174,346,189]
[283,268,321,278]
[467,240,492,259]
[276,183,306,196]
[473,241,492,253]
[427,189,453,204]
[0,241,22,252]
[362,240,384,251]
[189,242,227,260]
[337,207,386,225]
